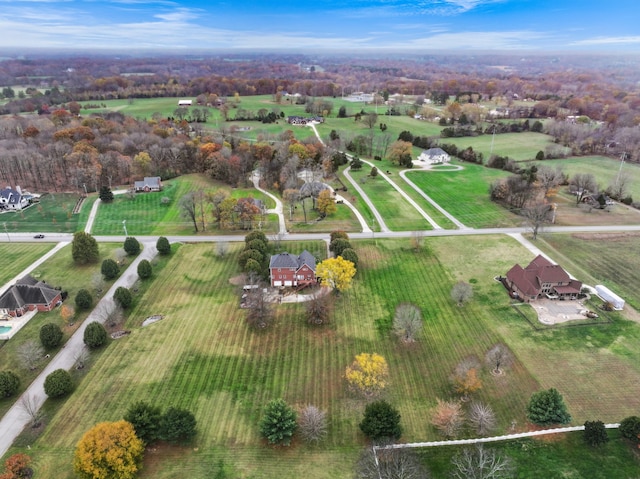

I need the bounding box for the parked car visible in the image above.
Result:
[33,234,45,239]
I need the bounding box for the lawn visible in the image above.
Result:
[285,195,364,234]
[92,174,279,235]
[8,235,640,478]
[0,193,86,233]
[0,243,54,285]
[0,242,122,417]
[404,160,521,228]
[448,131,563,162]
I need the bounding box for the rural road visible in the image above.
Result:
[0,241,158,458]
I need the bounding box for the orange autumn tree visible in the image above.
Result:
[74,420,144,479]
[344,353,389,398]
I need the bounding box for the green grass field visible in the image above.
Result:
[0,243,54,285]
[449,131,563,162]
[404,161,521,228]
[1,193,86,233]
[92,174,279,235]
[10,234,640,477]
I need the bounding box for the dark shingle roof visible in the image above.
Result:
[269,250,316,272]
[0,276,60,311]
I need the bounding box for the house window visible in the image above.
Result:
[278,268,281,272]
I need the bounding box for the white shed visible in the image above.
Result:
[595,285,625,310]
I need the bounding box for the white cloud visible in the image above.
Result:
[153,8,201,22]
[387,30,552,50]
[570,36,640,46]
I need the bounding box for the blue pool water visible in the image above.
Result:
[0,326,12,334]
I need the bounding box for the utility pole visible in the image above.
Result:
[122,220,128,237]
[3,222,10,243]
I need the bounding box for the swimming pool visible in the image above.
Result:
[0,325,12,334]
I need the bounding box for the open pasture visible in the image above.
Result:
[404,161,521,228]
[21,234,640,477]
[446,131,561,162]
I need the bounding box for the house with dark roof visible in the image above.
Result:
[134,177,162,193]
[417,148,450,165]
[505,255,582,302]
[0,186,29,210]
[0,275,62,317]
[269,250,316,288]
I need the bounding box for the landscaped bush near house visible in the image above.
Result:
[137,259,152,280]
[74,289,93,310]
[156,236,171,255]
[0,370,20,398]
[44,369,73,398]
[83,322,108,349]
[101,259,119,280]
[123,237,141,256]
[114,287,133,309]
[159,406,197,444]
[40,322,64,349]
[124,401,163,445]
[619,416,640,442]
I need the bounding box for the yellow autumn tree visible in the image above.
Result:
[73,420,144,479]
[344,353,389,398]
[453,367,482,400]
[316,189,337,218]
[315,256,356,292]
[60,304,75,326]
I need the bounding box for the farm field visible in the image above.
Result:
[0,243,54,285]
[0,193,86,234]
[448,131,564,162]
[404,161,521,228]
[13,235,640,478]
[92,174,279,235]
[0,242,122,417]
[532,232,640,311]
[531,156,640,200]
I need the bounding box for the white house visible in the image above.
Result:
[177,99,192,107]
[417,148,450,165]
[0,186,29,210]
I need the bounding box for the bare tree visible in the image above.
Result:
[536,165,564,197]
[393,303,423,343]
[245,284,274,329]
[74,347,90,370]
[485,344,514,375]
[570,173,597,204]
[451,356,482,401]
[364,112,379,129]
[114,247,127,265]
[216,241,229,257]
[410,231,425,252]
[17,340,44,371]
[469,402,497,436]
[298,405,327,443]
[179,191,200,232]
[356,446,430,479]
[523,202,552,240]
[431,398,465,438]
[451,281,473,307]
[91,271,105,294]
[305,291,332,325]
[451,445,513,479]
[20,394,45,428]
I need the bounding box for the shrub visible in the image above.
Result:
[99,185,114,203]
[584,420,609,447]
[44,369,73,398]
[74,289,93,310]
[259,399,297,446]
[101,258,119,280]
[156,236,171,255]
[526,388,571,426]
[40,322,64,349]
[329,238,351,257]
[123,237,141,255]
[137,259,152,279]
[124,401,163,445]
[619,416,640,441]
[83,321,107,349]
[339,248,358,269]
[71,232,99,265]
[114,287,133,309]
[160,406,197,444]
[359,400,402,441]
[0,370,20,398]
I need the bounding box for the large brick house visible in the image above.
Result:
[0,275,62,317]
[269,250,316,288]
[506,255,582,302]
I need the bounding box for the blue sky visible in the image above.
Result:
[2,0,639,52]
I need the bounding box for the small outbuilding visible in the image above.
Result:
[595,285,625,310]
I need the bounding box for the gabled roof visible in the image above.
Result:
[506,255,577,298]
[527,255,571,284]
[269,250,316,272]
[0,275,60,311]
[421,147,448,157]
[0,187,23,204]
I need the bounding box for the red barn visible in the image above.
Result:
[269,250,316,288]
